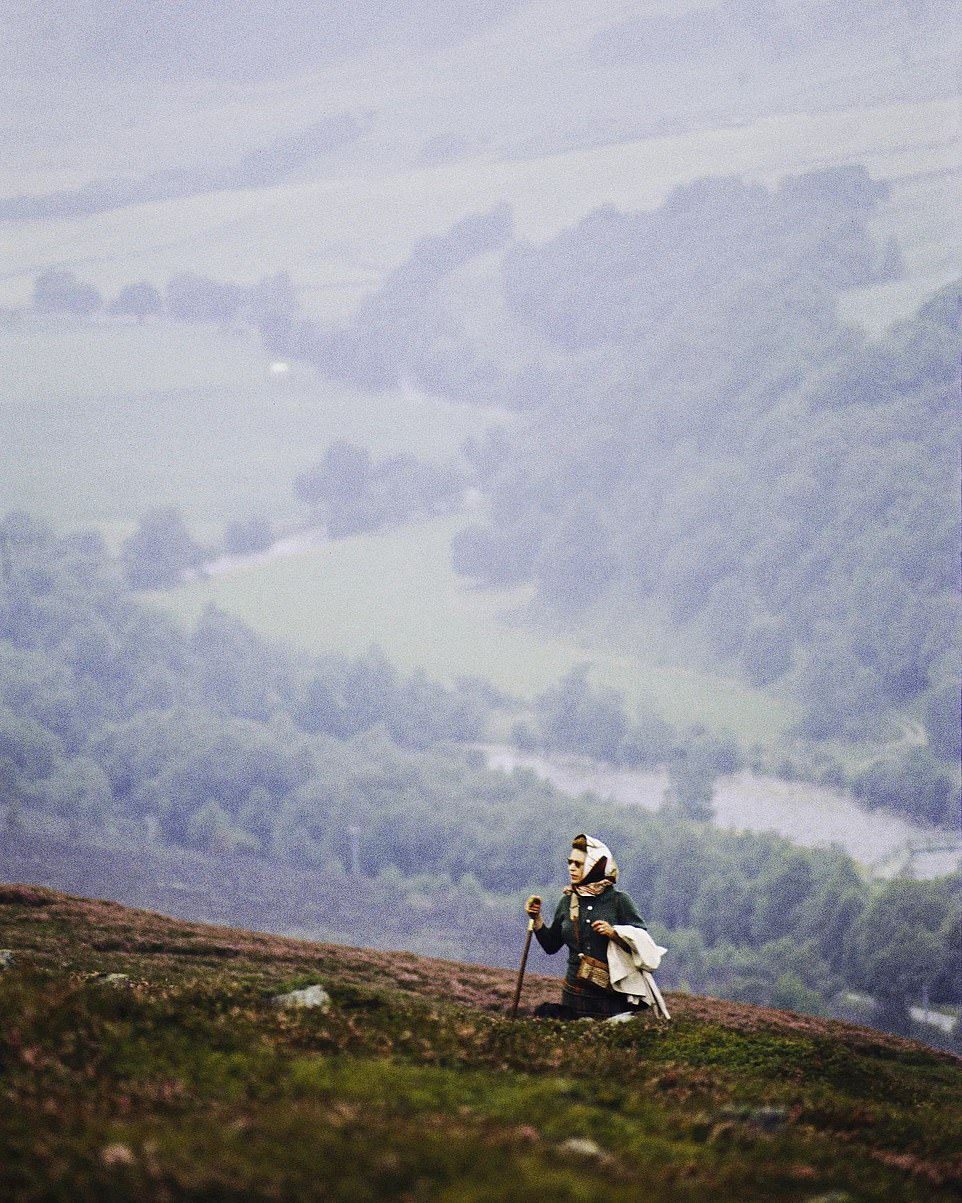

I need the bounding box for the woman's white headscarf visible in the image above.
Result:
[578,834,618,884]
[566,833,618,921]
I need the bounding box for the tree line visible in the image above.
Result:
[0,512,958,1040]
[29,266,298,328]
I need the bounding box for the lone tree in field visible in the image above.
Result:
[33,268,102,316]
[109,281,164,321]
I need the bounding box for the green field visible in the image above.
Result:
[0,318,506,543]
[1,317,272,402]
[3,89,957,331]
[154,514,794,745]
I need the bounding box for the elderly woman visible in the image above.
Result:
[526,833,657,1020]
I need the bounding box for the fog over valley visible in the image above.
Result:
[1,0,959,1061]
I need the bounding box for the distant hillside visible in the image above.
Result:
[3,0,955,324]
[0,1,521,82]
[2,885,960,1201]
[290,172,960,811]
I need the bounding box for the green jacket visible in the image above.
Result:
[534,887,646,985]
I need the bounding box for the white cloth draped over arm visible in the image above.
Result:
[606,925,671,1019]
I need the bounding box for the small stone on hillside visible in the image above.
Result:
[100,1142,136,1168]
[719,1104,788,1132]
[605,1010,639,1024]
[560,1138,616,1167]
[95,973,132,988]
[708,1121,740,1146]
[272,984,331,1011]
[0,950,14,971]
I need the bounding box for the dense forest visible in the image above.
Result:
[461,208,959,758]
[19,169,961,830]
[244,167,960,824]
[1,514,958,1039]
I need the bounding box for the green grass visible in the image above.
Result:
[153,514,794,744]
[0,317,270,402]
[0,318,504,542]
[2,887,960,1202]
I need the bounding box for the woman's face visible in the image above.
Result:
[567,848,586,885]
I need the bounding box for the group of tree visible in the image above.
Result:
[118,505,274,589]
[31,267,298,329]
[0,511,958,1040]
[118,437,464,593]
[516,664,740,822]
[119,507,276,591]
[294,440,464,538]
[262,204,517,397]
[305,168,955,827]
[119,508,210,590]
[267,170,957,826]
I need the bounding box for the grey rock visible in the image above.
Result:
[89,972,132,988]
[560,1138,603,1158]
[100,1142,136,1168]
[272,983,331,1011]
[0,950,14,971]
[707,1121,740,1146]
[559,1138,616,1167]
[719,1104,788,1132]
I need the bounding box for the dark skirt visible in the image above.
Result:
[535,979,647,1021]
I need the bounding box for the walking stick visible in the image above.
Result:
[509,917,535,1019]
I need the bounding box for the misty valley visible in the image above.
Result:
[0,3,960,1198]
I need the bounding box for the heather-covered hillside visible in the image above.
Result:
[2,886,960,1201]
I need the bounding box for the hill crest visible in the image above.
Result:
[0,882,947,1055]
[2,884,961,1201]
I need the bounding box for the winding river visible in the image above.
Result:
[181,536,959,881]
[480,745,961,879]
